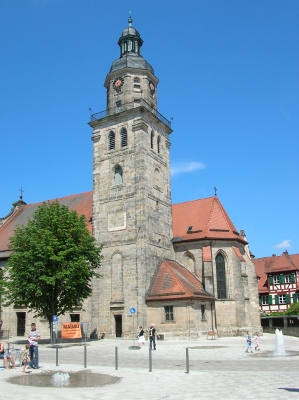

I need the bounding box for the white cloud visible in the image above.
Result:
[275,239,291,249]
[171,161,206,177]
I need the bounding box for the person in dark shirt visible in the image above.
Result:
[149,324,160,350]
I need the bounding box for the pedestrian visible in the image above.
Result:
[28,322,41,368]
[254,332,262,351]
[0,341,16,369]
[245,331,253,353]
[21,344,31,374]
[149,324,160,350]
[138,326,145,348]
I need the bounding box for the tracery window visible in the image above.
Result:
[216,253,227,299]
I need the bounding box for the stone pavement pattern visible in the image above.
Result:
[1,333,298,399]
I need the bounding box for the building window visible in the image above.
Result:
[116,100,121,108]
[279,295,286,304]
[201,305,205,320]
[164,305,174,321]
[134,77,140,83]
[157,136,161,154]
[273,275,280,284]
[151,131,154,149]
[216,253,227,299]
[108,131,115,150]
[261,296,269,305]
[285,274,291,283]
[120,128,127,147]
[70,314,80,322]
[114,165,123,185]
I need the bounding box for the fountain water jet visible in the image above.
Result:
[273,328,285,356]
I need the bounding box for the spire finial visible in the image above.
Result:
[214,186,217,196]
[19,187,25,200]
[128,11,132,26]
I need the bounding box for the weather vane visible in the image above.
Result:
[214,186,217,196]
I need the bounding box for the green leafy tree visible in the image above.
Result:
[2,201,102,328]
[284,302,299,315]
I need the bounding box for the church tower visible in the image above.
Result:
[89,17,173,337]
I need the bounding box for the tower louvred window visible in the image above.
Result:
[120,128,127,147]
[157,136,161,154]
[109,131,115,150]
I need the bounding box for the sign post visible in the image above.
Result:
[128,307,139,350]
[52,315,58,345]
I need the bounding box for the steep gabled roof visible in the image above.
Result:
[253,252,299,294]
[267,252,298,273]
[147,259,214,302]
[172,196,246,244]
[0,191,93,256]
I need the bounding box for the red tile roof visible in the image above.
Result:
[147,259,214,301]
[0,191,93,256]
[172,196,246,244]
[253,252,299,293]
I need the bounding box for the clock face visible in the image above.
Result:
[149,80,155,95]
[113,77,124,91]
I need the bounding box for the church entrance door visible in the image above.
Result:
[114,315,122,337]
[16,312,26,336]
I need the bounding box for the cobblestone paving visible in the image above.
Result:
[1,334,298,399]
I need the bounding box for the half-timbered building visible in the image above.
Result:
[253,251,299,313]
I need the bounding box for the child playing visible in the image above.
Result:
[21,344,31,374]
[245,331,253,353]
[254,332,262,351]
[138,326,145,348]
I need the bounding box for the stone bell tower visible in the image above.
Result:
[89,16,173,337]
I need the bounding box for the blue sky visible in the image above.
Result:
[0,0,298,258]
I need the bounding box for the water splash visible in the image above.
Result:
[51,372,70,387]
[273,329,285,356]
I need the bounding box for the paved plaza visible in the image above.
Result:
[1,333,299,399]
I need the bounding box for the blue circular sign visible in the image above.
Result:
[130,307,136,314]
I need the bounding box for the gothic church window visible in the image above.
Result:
[114,165,123,185]
[216,253,227,299]
[120,128,127,147]
[108,131,115,150]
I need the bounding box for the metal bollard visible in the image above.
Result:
[115,347,118,370]
[186,347,189,374]
[149,348,152,372]
[56,346,59,366]
[84,344,87,368]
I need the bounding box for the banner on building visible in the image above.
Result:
[61,322,82,339]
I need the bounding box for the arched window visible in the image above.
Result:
[120,128,127,147]
[108,131,115,150]
[151,131,154,149]
[114,165,123,185]
[216,253,227,299]
[134,77,140,83]
[157,136,161,154]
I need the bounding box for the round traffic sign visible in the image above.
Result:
[130,307,136,314]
